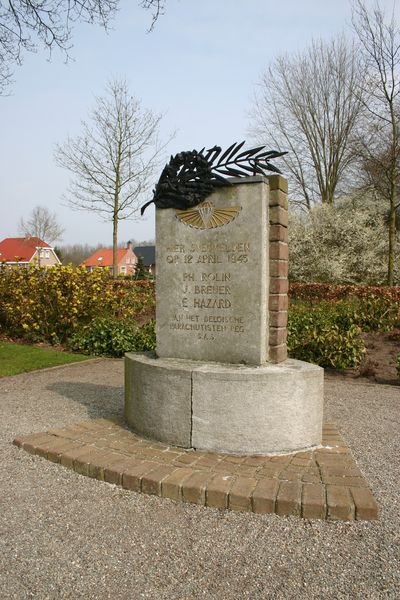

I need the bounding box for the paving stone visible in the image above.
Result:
[322,475,368,487]
[222,456,245,465]
[141,465,177,496]
[302,483,326,520]
[279,466,305,481]
[181,471,211,505]
[195,456,222,469]
[252,479,279,514]
[228,477,258,512]
[321,465,363,478]
[327,485,355,520]
[19,433,57,454]
[243,456,269,467]
[258,465,283,478]
[103,457,142,485]
[270,455,292,465]
[122,461,157,492]
[302,473,321,484]
[89,451,131,480]
[350,487,378,520]
[212,461,238,474]
[206,474,235,509]
[33,437,79,461]
[276,481,302,516]
[73,447,115,477]
[293,450,313,459]
[239,466,260,477]
[290,457,312,467]
[60,445,92,469]
[13,419,378,522]
[161,468,194,501]
[106,439,138,452]
[173,454,199,467]
[48,440,88,463]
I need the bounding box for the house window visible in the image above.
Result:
[120,266,126,273]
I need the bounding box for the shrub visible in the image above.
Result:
[327,297,400,333]
[68,318,156,357]
[289,282,400,304]
[289,201,399,285]
[287,302,366,369]
[0,265,112,343]
[289,285,400,333]
[287,293,400,369]
[133,319,156,352]
[0,266,155,344]
[106,279,155,320]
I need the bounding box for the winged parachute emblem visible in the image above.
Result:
[176,201,241,229]
[140,141,287,215]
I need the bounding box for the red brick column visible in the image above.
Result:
[268,175,288,363]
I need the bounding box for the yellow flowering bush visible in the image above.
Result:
[0,266,155,343]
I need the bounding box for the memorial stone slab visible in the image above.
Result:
[156,176,269,365]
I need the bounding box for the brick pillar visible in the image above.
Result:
[268,175,288,363]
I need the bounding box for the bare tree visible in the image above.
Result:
[251,36,365,210]
[0,1,117,93]
[140,0,166,32]
[0,1,166,94]
[18,205,64,243]
[55,78,169,276]
[352,0,400,285]
[58,242,103,266]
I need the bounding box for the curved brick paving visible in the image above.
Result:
[13,419,377,521]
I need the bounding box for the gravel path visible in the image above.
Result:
[0,359,399,600]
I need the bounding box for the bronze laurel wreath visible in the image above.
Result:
[140,141,286,215]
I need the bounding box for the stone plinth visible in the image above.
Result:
[125,353,324,455]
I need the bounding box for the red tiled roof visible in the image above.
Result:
[0,237,51,262]
[81,248,128,267]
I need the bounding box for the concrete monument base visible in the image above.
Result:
[125,352,324,455]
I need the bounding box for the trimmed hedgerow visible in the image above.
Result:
[287,284,400,370]
[0,265,155,344]
[289,282,400,304]
[67,318,155,357]
[287,302,366,369]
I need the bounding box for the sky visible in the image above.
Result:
[0,0,398,248]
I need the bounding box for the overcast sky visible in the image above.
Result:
[0,0,397,247]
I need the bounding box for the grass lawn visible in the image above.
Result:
[0,342,92,377]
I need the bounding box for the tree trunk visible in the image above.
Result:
[387,203,396,285]
[387,109,398,286]
[113,207,118,278]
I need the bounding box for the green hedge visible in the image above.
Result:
[0,265,155,344]
[68,318,155,357]
[287,303,365,369]
[287,296,399,368]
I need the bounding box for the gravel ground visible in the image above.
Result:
[0,359,399,600]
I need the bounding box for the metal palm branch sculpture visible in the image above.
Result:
[140,141,287,215]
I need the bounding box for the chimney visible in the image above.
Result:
[127,240,132,250]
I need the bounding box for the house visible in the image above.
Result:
[0,237,61,267]
[81,241,138,276]
[133,245,156,275]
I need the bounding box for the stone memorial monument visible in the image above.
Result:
[125,145,323,455]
